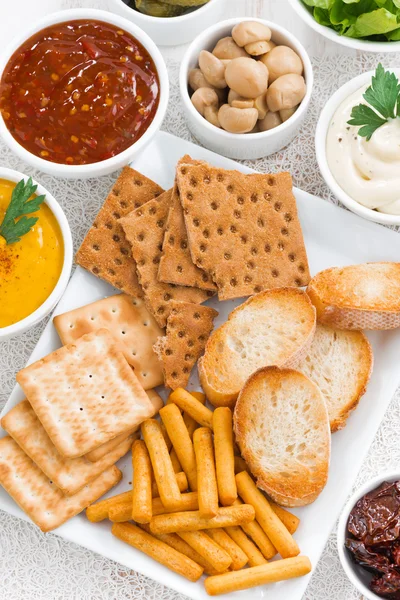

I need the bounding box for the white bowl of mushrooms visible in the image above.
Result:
[179,18,313,160]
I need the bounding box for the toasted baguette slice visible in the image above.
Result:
[198,288,316,408]
[307,263,400,330]
[234,367,331,507]
[297,324,373,432]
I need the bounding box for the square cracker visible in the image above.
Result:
[154,301,218,390]
[176,164,311,301]
[53,294,164,390]
[16,329,155,459]
[76,166,163,297]
[0,436,121,532]
[1,401,134,496]
[158,157,216,292]
[120,190,213,328]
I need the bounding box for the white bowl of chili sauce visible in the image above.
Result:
[0,9,169,179]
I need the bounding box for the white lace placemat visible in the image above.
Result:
[1,47,400,600]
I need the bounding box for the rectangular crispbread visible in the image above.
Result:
[16,329,155,459]
[120,190,213,328]
[158,157,216,292]
[53,294,164,390]
[1,401,134,496]
[0,436,122,532]
[76,167,163,297]
[154,301,218,390]
[176,163,310,300]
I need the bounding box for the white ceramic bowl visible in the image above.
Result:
[179,17,313,160]
[0,168,73,340]
[316,69,400,227]
[0,9,169,180]
[107,0,226,46]
[337,472,400,600]
[288,0,400,53]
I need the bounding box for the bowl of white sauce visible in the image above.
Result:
[316,67,400,226]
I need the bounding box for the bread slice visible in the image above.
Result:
[198,288,316,408]
[307,263,400,330]
[297,324,373,432]
[234,367,331,507]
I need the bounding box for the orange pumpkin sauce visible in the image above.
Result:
[0,179,64,327]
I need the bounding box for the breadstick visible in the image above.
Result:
[178,531,232,573]
[193,427,218,517]
[213,408,237,506]
[225,526,266,567]
[232,498,276,559]
[236,471,299,559]
[111,522,203,582]
[149,505,255,535]
[131,440,153,524]
[170,448,182,473]
[86,491,132,522]
[109,493,199,523]
[183,391,206,438]
[205,529,248,570]
[169,388,213,429]
[141,419,182,511]
[190,391,206,403]
[234,456,251,475]
[204,556,312,595]
[160,422,173,452]
[151,471,188,498]
[160,403,198,491]
[270,502,300,535]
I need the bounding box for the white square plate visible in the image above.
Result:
[2,131,400,600]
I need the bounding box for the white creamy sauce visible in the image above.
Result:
[326,84,400,214]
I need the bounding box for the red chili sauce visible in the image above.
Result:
[0,20,160,165]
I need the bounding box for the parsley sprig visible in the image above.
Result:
[348,64,400,141]
[0,178,45,245]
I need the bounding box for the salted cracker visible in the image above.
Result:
[120,190,212,328]
[16,329,155,459]
[76,166,163,297]
[1,401,133,496]
[176,163,310,301]
[0,436,121,532]
[154,301,218,390]
[53,294,164,390]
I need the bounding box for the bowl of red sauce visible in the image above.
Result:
[0,9,169,179]
[338,473,400,600]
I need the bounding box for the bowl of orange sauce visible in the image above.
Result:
[0,168,73,339]
[0,9,169,179]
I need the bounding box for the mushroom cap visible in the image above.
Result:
[191,87,219,116]
[225,57,269,99]
[232,21,272,47]
[198,50,227,89]
[212,36,248,60]
[266,73,306,112]
[261,45,303,83]
[218,104,259,134]
[258,111,282,132]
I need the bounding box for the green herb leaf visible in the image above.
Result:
[0,178,45,245]
[348,103,388,140]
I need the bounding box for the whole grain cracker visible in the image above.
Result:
[16,329,155,459]
[53,294,164,390]
[0,436,121,532]
[1,401,133,496]
[120,190,213,328]
[76,167,163,297]
[158,157,216,292]
[176,164,310,300]
[154,301,218,390]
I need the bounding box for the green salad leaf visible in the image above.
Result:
[347,64,400,140]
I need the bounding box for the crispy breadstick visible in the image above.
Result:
[131,440,152,524]
[225,526,266,567]
[205,556,312,595]
[111,522,203,582]
[270,502,300,535]
[86,491,132,522]
[183,391,206,438]
[149,505,255,535]
[213,408,237,506]
[160,403,198,491]
[205,529,248,570]
[193,427,218,517]
[110,494,198,523]
[160,422,173,452]
[236,471,299,559]
[190,391,206,403]
[178,531,232,573]
[170,448,182,473]
[234,456,251,475]
[151,471,188,498]
[232,498,276,559]
[141,419,182,510]
[169,388,213,429]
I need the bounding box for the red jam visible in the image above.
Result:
[0,20,160,165]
